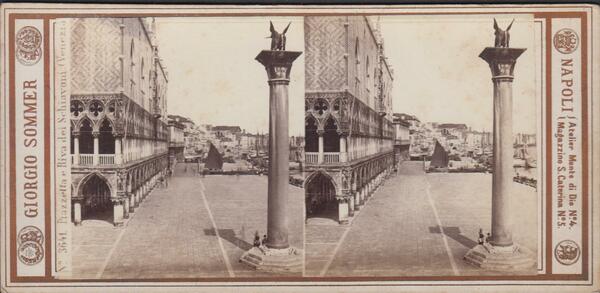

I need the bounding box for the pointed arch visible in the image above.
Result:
[305,115,318,152]
[76,172,113,223]
[323,116,340,152]
[77,171,113,197]
[305,170,339,222]
[78,118,94,154]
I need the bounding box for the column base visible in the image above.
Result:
[240,246,302,275]
[464,243,536,272]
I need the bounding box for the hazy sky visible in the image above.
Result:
[380,15,538,133]
[155,15,538,136]
[155,17,304,136]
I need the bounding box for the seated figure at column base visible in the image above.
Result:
[464,242,536,273]
[239,245,303,275]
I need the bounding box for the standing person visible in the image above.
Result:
[253,231,261,247]
[478,228,485,245]
[261,234,267,246]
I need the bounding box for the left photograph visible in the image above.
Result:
[64,17,305,278]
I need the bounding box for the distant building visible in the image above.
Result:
[304,16,395,224]
[396,113,421,133]
[167,118,185,166]
[393,113,411,163]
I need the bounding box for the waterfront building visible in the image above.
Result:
[304,16,395,224]
[70,18,169,226]
[168,117,185,167]
[393,113,411,164]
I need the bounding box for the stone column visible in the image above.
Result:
[359,187,365,205]
[317,129,324,164]
[240,48,302,274]
[92,131,99,165]
[338,198,349,225]
[115,136,123,165]
[134,188,140,207]
[348,191,355,217]
[73,199,82,225]
[339,134,348,163]
[123,197,130,219]
[259,50,301,249]
[112,199,124,227]
[73,132,80,165]
[464,44,534,271]
[352,176,360,210]
[127,182,135,212]
[483,47,525,247]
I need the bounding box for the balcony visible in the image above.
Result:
[324,153,340,164]
[305,152,318,164]
[99,154,115,165]
[77,154,94,166]
[305,152,340,165]
[71,154,115,166]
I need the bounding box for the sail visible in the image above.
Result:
[430,140,449,168]
[205,142,224,170]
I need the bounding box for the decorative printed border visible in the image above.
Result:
[1,5,593,287]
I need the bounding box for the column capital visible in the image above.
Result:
[92,131,100,138]
[110,197,124,205]
[72,197,84,203]
[255,50,302,82]
[337,130,350,136]
[479,47,526,78]
[72,131,81,138]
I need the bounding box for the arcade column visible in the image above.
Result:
[463,45,535,271]
[239,49,303,274]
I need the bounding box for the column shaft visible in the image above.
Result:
[340,136,347,163]
[266,80,290,249]
[73,136,80,165]
[317,134,324,164]
[115,137,123,164]
[93,134,99,165]
[490,78,514,247]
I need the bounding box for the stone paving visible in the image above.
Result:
[305,161,539,277]
[71,163,304,279]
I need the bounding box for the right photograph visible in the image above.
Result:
[303,15,540,277]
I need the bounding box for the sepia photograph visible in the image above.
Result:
[66,16,305,278]
[1,4,598,293]
[303,15,540,277]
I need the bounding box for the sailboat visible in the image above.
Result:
[429,140,449,172]
[205,142,224,171]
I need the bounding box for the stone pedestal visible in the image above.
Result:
[240,246,302,274]
[240,49,302,274]
[464,47,535,271]
[337,198,349,224]
[112,199,124,227]
[464,243,536,272]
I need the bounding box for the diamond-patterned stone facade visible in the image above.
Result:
[71,18,121,93]
[304,16,348,91]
